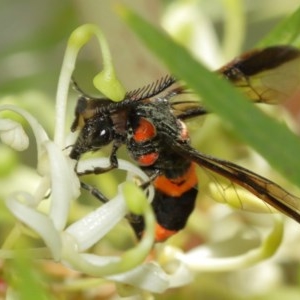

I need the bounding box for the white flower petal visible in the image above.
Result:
[6,192,62,260]
[77,158,149,181]
[69,252,173,293]
[166,260,193,289]
[0,105,49,174]
[45,141,80,231]
[181,215,284,271]
[0,119,29,151]
[66,190,127,251]
[106,262,172,293]
[154,245,193,288]
[62,191,155,281]
[67,157,154,251]
[77,157,155,201]
[80,253,192,293]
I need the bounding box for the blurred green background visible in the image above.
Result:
[1,1,300,299]
[1,0,299,97]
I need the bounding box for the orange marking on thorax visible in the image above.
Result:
[137,152,159,166]
[133,117,156,142]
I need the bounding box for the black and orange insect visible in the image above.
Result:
[70,45,300,242]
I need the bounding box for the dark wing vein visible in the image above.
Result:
[174,142,300,223]
[218,46,300,104]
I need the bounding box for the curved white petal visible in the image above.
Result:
[67,157,154,251]
[87,254,193,293]
[181,215,283,271]
[76,158,149,181]
[82,254,170,293]
[45,141,80,230]
[0,119,29,151]
[0,105,49,174]
[64,251,192,293]
[107,261,177,293]
[164,260,193,289]
[76,157,154,201]
[62,182,155,281]
[6,192,62,260]
[66,189,127,251]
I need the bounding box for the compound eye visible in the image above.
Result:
[98,128,111,143]
[91,125,113,148]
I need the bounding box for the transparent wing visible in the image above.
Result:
[218,45,300,104]
[173,141,300,223]
[167,46,300,120]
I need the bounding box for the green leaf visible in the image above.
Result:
[9,251,50,300]
[119,6,300,188]
[258,5,300,47]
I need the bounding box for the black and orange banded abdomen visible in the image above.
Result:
[152,186,198,242]
[154,163,197,197]
[129,162,198,242]
[151,162,198,242]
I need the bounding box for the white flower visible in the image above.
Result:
[0,24,194,297]
[0,104,192,293]
[0,118,29,151]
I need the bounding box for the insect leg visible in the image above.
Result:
[138,169,160,189]
[76,142,120,176]
[75,143,120,203]
[80,181,109,203]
